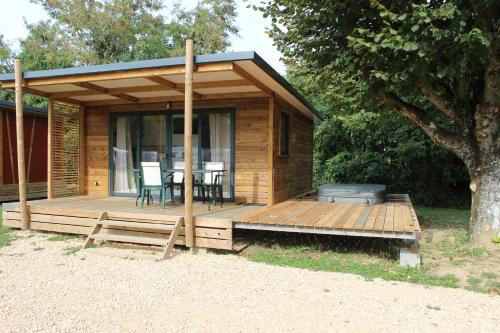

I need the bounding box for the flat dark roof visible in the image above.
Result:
[0,51,321,119]
[0,99,47,115]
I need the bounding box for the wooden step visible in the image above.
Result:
[91,233,168,246]
[101,220,176,231]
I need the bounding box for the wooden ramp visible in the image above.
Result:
[235,194,421,240]
[83,212,183,260]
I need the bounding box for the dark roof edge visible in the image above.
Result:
[0,51,257,81]
[0,51,321,119]
[0,99,47,115]
[250,53,322,120]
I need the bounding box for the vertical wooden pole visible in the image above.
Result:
[15,59,30,229]
[79,105,86,195]
[267,94,275,205]
[184,39,194,248]
[0,110,3,185]
[47,99,54,199]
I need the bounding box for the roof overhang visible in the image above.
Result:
[0,52,321,120]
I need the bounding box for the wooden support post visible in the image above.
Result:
[15,59,30,229]
[267,94,275,205]
[184,39,194,248]
[79,105,86,195]
[47,99,54,199]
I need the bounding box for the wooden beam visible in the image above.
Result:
[23,87,84,105]
[82,91,267,107]
[184,39,194,249]
[146,76,203,99]
[49,79,253,98]
[0,62,234,88]
[268,95,275,205]
[232,62,273,95]
[73,82,138,103]
[47,99,53,199]
[15,59,30,229]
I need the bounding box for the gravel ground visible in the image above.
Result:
[1,231,499,333]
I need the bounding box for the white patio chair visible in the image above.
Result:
[202,161,225,210]
[140,161,173,209]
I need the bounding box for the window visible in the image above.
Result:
[280,111,290,156]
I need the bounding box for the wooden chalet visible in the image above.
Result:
[0,41,420,257]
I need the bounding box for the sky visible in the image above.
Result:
[0,0,286,73]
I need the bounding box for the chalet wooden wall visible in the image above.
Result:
[234,99,269,203]
[271,98,314,203]
[84,97,272,203]
[84,110,109,196]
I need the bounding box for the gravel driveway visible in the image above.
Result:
[1,231,499,333]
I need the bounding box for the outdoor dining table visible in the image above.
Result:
[134,168,226,206]
[167,168,227,206]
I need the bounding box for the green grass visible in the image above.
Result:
[242,206,498,291]
[47,234,81,242]
[247,245,459,288]
[426,304,442,311]
[0,207,17,249]
[432,230,487,258]
[63,246,82,255]
[415,206,470,229]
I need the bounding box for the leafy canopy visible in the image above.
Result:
[26,0,239,67]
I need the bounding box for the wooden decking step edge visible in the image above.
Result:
[102,220,176,231]
[91,233,168,246]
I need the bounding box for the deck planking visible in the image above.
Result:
[3,194,421,244]
[237,194,420,240]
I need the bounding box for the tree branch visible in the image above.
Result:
[376,89,473,162]
[417,79,462,123]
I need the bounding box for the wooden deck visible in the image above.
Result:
[2,196,263,250]
[235,194,421,240]
[2,194,421,251]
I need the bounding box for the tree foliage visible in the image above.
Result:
[27,0,239,66]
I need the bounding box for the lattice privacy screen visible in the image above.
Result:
[52,102,80,197]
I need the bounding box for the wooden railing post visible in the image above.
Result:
[184,39,194,248]
[15,59,30,229]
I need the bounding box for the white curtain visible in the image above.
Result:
[114,117,136,193]
[209,113,231,194]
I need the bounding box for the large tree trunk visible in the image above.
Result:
[469,161,500,246]
[468,101,500,246]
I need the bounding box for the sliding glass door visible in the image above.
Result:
[200,112,232,198]
[111,115,139,195]
[110,109,234,199]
